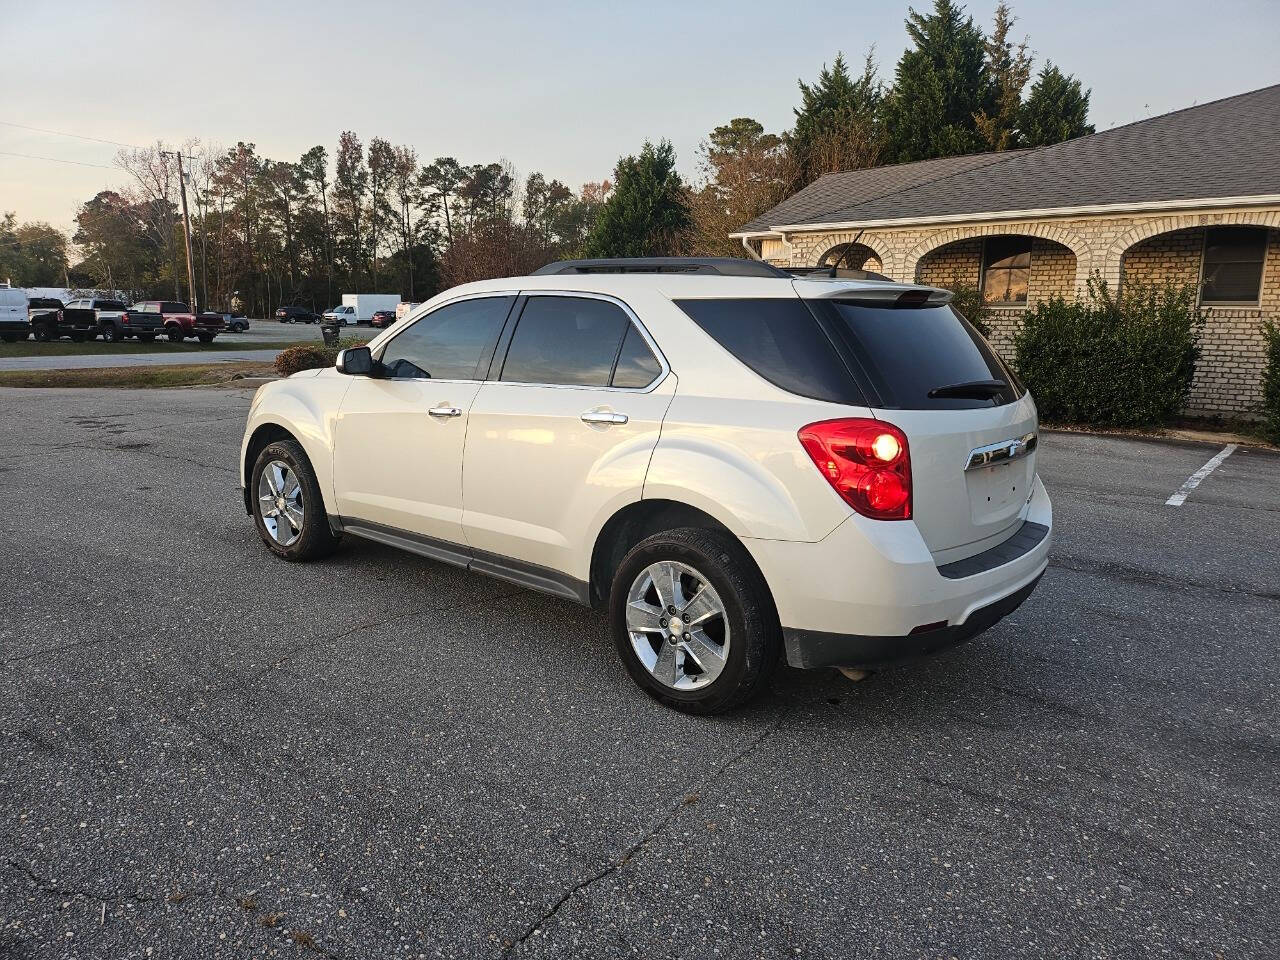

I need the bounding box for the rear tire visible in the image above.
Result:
[139,332,156,343]
[70,332,87,343]
[197,333,214,344]
[250,439,340,561]
[1,333,19,343]
[32,323,54,342]
[609,527,780,714]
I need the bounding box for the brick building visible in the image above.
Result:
[733,85,1280,418]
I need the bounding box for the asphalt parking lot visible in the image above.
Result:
[1,387,1277,959]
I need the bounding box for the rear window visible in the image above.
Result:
[674,298,861,404]
[815,300,1021,409]
[97,300,127,311]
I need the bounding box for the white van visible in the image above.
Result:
[0,287,29,342]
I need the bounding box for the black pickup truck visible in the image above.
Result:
[29,297,129,342]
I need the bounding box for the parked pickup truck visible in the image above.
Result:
[30,297,128,342]
[124,301,225,343]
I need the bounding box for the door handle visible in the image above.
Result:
[428,405,462,418]
[581,410,628,425]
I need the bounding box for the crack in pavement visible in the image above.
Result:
[499,722,779,957]
[1050,554,1280,603]
[10,861,159,905]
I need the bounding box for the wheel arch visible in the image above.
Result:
[587,499,778,627]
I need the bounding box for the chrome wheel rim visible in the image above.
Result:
[626,561,730,690]
[257,459,304,547]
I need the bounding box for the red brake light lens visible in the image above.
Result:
[798,418,912,520]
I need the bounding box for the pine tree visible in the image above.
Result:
[788,52,883,185]
[881,0,992,162]
[585,140,691,258]
[974,3,1033,150]
[1020,63,1094,147]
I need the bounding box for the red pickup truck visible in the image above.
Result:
[119,301,225,343]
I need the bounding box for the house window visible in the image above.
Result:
[1201,227,1268,305]
[981,237,1032,305]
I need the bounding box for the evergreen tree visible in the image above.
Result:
[585,140,691,258]
[974,3,1032,150]
[1020,63,1094,147]
[882,0,992,162]
[788,53,883,185]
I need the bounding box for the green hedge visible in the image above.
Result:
[1262,320,1280,444]
[1012,278,1202,427]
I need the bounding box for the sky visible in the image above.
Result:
[2,0,1278,237]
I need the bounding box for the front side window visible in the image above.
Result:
[981,236,1032,305]
[1202,226,1267,304]
[379,295,513,380]
[500,296,630,387]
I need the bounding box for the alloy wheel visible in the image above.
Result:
[625,561,730,690]
[257,459,304,547]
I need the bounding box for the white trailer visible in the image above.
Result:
[328,293,401,325]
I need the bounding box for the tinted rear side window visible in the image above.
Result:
[674,298,861,404]
[611,324,662,388]
[815,301,1021,409]
[501,296,628,387]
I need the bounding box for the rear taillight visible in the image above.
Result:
[798,418,911,520]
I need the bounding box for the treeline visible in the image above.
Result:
[2,1,1092,312]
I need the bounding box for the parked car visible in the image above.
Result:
[275,305,319,324]
[239,257,1051,714]
[31,297,127,342]
[126,301,224,343]
[369,309,397,329]
[224,314,250,333]
[0,288,29,342]
[321,304,358,326]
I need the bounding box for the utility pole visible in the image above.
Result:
[162,150,199,313]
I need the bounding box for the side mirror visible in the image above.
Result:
[336,345,375,376]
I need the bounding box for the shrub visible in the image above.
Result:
[273,338,371,377]
[274,345,335,377]
[948,284,992,339]
[1012,277,1202,428]
[1262,320,1280,444]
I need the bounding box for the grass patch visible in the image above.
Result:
[0,338,316,357]
[0,362,276,389]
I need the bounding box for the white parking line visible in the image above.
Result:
[1165,444,1238,506]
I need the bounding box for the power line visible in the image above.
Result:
[0,119,138,150]
[0,150,118,170]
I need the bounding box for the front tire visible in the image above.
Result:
[166,326,183,342]
[250,439,340,561]
[101,323,121,343]
[609,527,780,714]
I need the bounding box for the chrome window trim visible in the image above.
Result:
[495,289,671,395]
[965,432,1037,471]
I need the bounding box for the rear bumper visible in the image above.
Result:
[782,573,1042,669]
[745,474,1052,669]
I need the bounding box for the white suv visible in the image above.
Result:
[240,258,1051,713]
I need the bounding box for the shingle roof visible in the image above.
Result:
[736,83,1280,233]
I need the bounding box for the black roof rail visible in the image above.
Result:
[532,257,790,278]
[787,265,895,281]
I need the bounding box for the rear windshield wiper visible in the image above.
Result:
[927,379,1008,399]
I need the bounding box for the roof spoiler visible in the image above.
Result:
[532,257,789,278]
[799,284,954,306]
